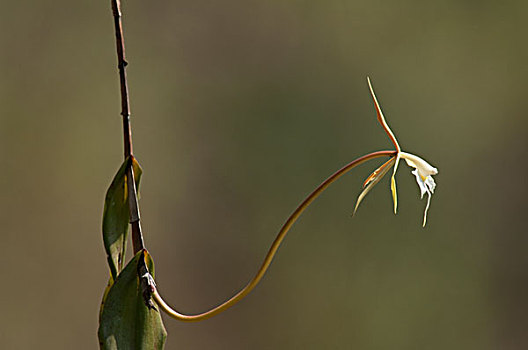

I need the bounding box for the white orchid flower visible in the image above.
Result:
[354,77,438,226]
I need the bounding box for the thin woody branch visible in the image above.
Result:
[110,0,144,254]
[127,163,145,252]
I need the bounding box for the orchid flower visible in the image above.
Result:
[354,77,438,226]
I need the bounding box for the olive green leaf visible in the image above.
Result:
[102,157,142,280]
[99,250,167,350]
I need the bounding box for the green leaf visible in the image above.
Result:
[99,250,167,350]
[102,157,142,280]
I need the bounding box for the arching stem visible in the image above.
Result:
[152,150,396,322]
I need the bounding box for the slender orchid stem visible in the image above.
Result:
[152,150,396,322]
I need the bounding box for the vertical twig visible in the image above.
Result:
[110,0,144,254]
[128,165,145,252]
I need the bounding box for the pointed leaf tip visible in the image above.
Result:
[99,250,167,350]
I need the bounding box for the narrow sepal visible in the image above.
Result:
[354,156,396,215]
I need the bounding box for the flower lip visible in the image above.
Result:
[399,152,437,227]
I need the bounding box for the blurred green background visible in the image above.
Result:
[1,1,527,349]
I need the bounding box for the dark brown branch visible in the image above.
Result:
[110,0,144,254]
[127,162,144,251]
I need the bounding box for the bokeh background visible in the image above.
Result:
[1,0,527,349]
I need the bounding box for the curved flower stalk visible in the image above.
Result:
[151,77,438,322]
[354,77,438,226]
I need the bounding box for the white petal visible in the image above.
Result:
[412,169,427,198]
[400,152,438,179]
